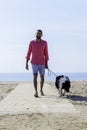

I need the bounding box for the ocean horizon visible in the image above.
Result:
[0,72,87,81]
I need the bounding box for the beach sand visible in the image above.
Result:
[0,81,87,130]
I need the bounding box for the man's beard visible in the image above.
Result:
[36,36,41,39]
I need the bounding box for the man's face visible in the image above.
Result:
[36,31,42,39]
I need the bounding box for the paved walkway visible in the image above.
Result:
[0,83,79,115]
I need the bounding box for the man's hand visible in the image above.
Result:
[45,64,48,69]
[25,63,29,70]
[45,61,48,69]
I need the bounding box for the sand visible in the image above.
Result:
[0,81,87,130]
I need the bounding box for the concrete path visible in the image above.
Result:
[0,83,79,115]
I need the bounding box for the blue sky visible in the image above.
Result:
[0,0,87,73]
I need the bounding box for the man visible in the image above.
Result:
[25,30,49,97]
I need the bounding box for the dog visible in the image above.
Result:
[55,75,71,97]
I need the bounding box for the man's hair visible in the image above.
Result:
[37,29,43,34]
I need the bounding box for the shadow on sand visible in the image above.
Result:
[67,95,87,102]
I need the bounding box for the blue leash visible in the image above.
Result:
[48,68,57,77]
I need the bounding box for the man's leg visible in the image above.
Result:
[32,64,39,97]
[40,75,44,96]
[33,74,38,97]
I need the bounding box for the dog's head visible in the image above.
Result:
[55,75,71,92]
[55,75,64,89]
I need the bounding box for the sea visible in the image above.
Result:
[0,72,87,81]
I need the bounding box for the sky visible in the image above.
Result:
[0,0,87,73]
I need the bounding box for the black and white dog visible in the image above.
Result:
[55,75,71,96]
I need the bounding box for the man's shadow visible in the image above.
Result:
[67,95,87,102]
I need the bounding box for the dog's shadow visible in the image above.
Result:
[67,95,87,102]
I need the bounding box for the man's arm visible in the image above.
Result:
[44,42,49,69]
[25,42,32,70]
[25,59,29,70]
[45,60,48,69]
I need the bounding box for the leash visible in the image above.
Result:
[48,68,57,77]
